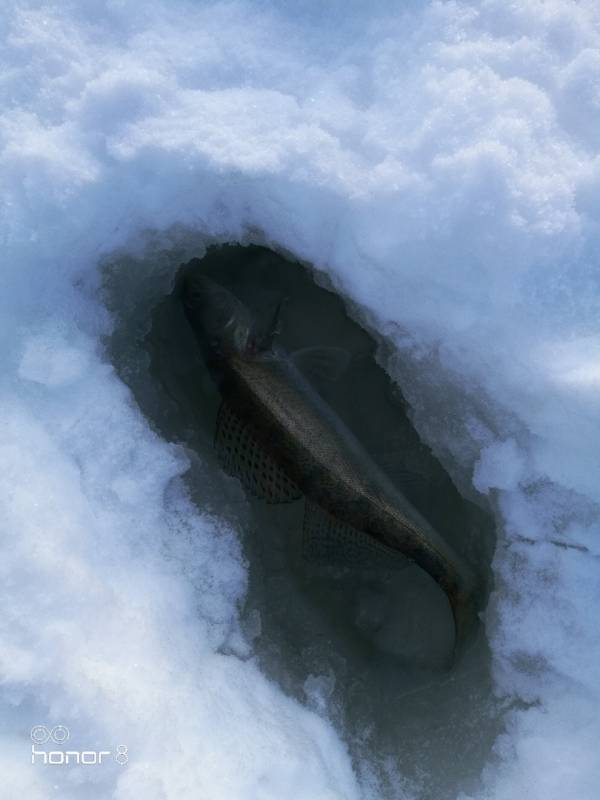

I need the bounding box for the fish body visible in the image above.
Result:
[183,273,479,652]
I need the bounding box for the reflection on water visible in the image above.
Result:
[106,242,499,800]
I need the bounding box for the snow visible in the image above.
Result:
[1,0,599,798]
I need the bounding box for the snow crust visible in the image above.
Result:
[1,1,599,798]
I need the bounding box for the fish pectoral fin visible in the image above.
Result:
[302,500,412,570]
[376,463,434,497]
[215,401,302,504]
[368,438,448,497]
[291,346,352,385]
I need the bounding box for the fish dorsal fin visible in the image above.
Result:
[379,458,449,504]
[259,296,287,351]
[291,346,352,385]
[302,500,412,570]
[367,432,447,497]
[215,402,302,504]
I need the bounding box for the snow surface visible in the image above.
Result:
[1,0,600,798]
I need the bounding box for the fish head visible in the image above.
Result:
[182,273,257,358]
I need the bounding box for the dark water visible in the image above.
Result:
[104,241,500,800]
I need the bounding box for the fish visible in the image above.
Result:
[182,272,480,656]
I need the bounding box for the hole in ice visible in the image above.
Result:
[103,239,500,798]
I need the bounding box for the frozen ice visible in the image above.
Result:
[473,439,526,494]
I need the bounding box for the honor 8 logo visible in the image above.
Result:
[30,725,128,766]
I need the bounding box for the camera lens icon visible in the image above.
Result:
[50,725,70,744]
[30,724,70,745]
[30,725,50,745]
